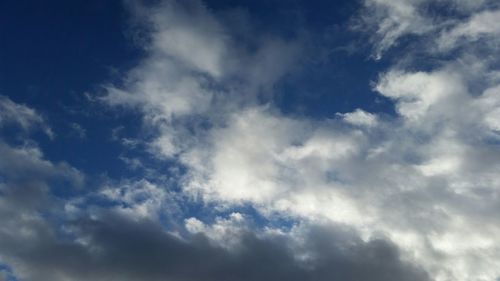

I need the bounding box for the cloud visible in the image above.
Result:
[356,0,499,58]
[36,0,500,281]
[0,102,423,281]
[338,109,378,127]
[0,10,435,280]
[69,123,87,139]
[437,9,500,51]
[374,68,468,123]
[97,179,178,221]
[176,78,500,278]
[102,0,302,160]
[0,98,84,279]
[104,0,301,109]
[0,208,430,281]
[0,142,83,189]
[104,3,500,277]
[0,95,53,138]
[355,0,433,59]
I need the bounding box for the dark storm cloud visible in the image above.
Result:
[0,206,430,281]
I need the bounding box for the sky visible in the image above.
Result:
[1,0,500,280]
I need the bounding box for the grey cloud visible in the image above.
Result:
[0,142,81,185]
[0,270,9,281]
[0,95,53,138]
[0,210,430,281]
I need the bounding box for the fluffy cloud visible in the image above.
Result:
[103,1,302,163]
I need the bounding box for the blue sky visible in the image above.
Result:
[0,0,388,179]
[1,1,500,281]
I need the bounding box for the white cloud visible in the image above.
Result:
[181,107,370,227]
[437,9,500,51]
[338,109,378,127]
[185,212,248,248]
[178,64,500,280]
[103,0,302,161]
[357,0,432,59]
[357,0,498,58]
[99,179,172,220]
[375,69,468,124]
[104,0,301,114]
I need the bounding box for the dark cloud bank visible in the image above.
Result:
[0,209,429,281]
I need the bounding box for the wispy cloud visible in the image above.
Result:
[0,95,53,138]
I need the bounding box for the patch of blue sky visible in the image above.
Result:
[0,264,16,281]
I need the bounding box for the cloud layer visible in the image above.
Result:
[2,0,500,281]
[103,1,500,280]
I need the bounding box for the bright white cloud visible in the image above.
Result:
[338,109,378,127]
[375,69,468,124]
